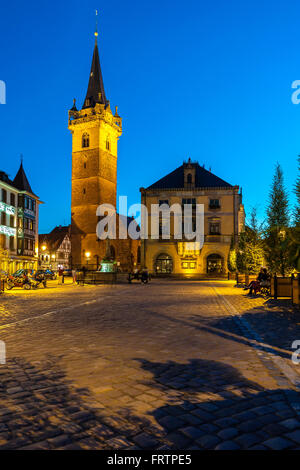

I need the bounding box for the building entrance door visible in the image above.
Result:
[207,254,223,274]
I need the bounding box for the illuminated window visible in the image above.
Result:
[82,133,90,148]
[209,222,221,235]
[181,261,196,269]
[154,253,173,274]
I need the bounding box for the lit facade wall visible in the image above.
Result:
[0,180,40,273]
[140,187,245,277]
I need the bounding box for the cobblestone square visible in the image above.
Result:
[0,280,300,449]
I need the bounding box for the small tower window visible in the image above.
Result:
[187,173,192,184]
[82,133,90,148]
[106,139,110,151]
[83,188,86,195]
[83,162,87,169]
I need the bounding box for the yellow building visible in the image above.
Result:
[140,159,245,277]
[68,31,139,270]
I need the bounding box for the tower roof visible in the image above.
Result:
[82,39,107,109]
[13,162,36,195]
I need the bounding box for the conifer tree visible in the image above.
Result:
[227,236,237,272]
[264,163,291,276]
[236,208,264,274]
[289,155,300,271]
[294,155,300,227]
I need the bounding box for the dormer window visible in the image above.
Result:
[187,173,193,184]
[82,133,90,148]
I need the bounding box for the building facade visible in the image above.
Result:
[0,164,40,273]
[140,159,245,277]
[39,225,71,271]
[68,31,139,271]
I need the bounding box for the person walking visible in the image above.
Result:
[72,268,77,284]
[58,267,64,285]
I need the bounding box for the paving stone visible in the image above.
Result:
[215,440,241,450]
[256,414,280,426]
[276,410,295,419]
[196,434,220,449]
[214,417,239,427]
[262,423,287,437]
[235,433,261,448]
[158,416,185,431]
[263,437,293,450]
[199,423,218,434]
[166,432,191,449]
[217,427,239,440]
[281,418,300,431]
[197,403,219,412]
[238,420,263,433]
[285,430,300,444]
[180,414,202,425]
[48,434,72,447]
[180,426,205,440]
[249,444,268,450]
[132,433,159,449]
[191,409,214,422]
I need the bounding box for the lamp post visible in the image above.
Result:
[41,244,47,269]
[85,251,91,269]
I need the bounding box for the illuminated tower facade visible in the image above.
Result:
[68,30,122,267]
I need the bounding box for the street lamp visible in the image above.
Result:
[85,251,91,267]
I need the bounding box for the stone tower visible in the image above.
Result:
[68,31,122,267]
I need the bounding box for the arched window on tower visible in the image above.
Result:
[106,138,110,151]
[187,173,193,184]
[82,133,90,148]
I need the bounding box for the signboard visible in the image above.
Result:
[0,225,16,237]
[24,208,35,218]
[0,202,15,216]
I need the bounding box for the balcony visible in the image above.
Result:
[205,234,231,243]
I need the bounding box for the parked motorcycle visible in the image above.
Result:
[31,272,47,289]
[6,272,32,290]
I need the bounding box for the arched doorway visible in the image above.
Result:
[154,253,173,274]
[207,254,223,274]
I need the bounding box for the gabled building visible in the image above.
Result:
[140,159,245,277]
[39,225,71,270]
[0,163,40,273]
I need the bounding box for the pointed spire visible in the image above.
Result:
[13,161,35,195]
[82,12,107,109]
[71,98,78,111]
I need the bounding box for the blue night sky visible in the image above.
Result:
[0,0,299,232]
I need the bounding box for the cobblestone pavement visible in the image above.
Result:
[0,280,300,450]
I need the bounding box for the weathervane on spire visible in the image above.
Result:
[95,9,99,40]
